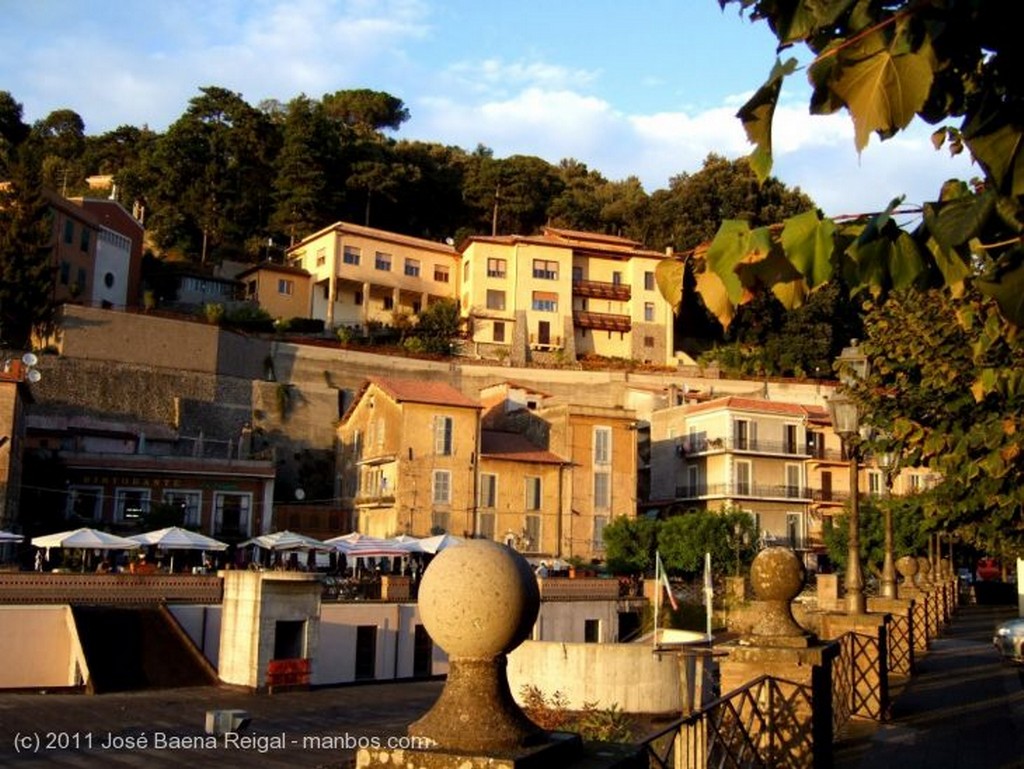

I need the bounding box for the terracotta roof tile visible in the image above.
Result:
[370,377,481,409]
[684,396,819,418]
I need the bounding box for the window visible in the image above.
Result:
[525,477,541,510]
[784,424,799,454]
[213,492,251,537]
[593,515,608,550]
[354,291,363,305]
[434,415,453,455]
[76,268,87,292]
[477,511,496,541]
[532,259,558,280]
[463,261,470,281]
[434,265,450,283]
[405,258,420,277]
[644,302,655,322]
[114,488,150,522]
[594,427,611,465]
[868,470,882,496]
[594,472,610,510]
[164,490,203,527]
[343,246,361,266]
[63,219,74,244]
[735,461,752,495]
[612,271,622,285]
[68,486,103,521]
[486,290,506,311]
[432,470,451,504]
[644,271,655,291]
[909,474,922,492]
[785,464,802,498]
[537,321,551,345]
[524,514,541,551]
[278,278,294,295]
[487,258,506,278]
[734,419,755,450]
[80,227,90,252]
[572,266,583,282]
[479,474,497,508]
[532,291,557,312]
[59,261,70,285]
[382,296,394,310]
[644,336,655,347]
[493,321,505,342]
[375,252,392,271]
[786,513,802,548]
[584,619,600,643]
[316,247,326,266]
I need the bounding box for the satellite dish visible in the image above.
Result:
[21,352,38,367]
[27,369,42,383]
[294,488,306,501]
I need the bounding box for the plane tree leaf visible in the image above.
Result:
[780,209,836,288]
[655,257,685,314]
[706,220,756,306]
[694,269,736,330]
[977,255,1024,328]
[736,58,798,183]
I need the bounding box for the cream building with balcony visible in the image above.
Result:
[459,227,676,366]
[286,222,459,331]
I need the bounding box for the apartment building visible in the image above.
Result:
[70,197,144,309]
[337,378,482,539]
[459,227,676,366]
[286,222,459,330]
[237,262,312,321]
[0,360,32,534]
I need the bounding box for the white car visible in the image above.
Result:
[993,617,1024,663]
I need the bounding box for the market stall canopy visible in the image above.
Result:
[0,530,23,543]
[130,526,228,551]
[416,533,465,554]
[326,532,414,558]
[31,527,141,550]
[239,530,333,552]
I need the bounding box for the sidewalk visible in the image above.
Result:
[835,602,1024,769]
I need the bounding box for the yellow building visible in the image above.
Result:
[459,227,676,366]
[286,222,458,331]
[236,262,312,321]
[337,378,481,538]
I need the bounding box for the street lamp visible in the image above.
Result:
[877,448,900,599]
[829,340,870,614]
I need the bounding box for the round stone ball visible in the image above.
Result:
[896,555,919,578]
[749,546,805,603]
[417,539,540,658]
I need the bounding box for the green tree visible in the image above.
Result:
[661,2,1024,331]
[658,509,733,574]
[824,496,930,575]
[414,298,461,355]
[601,516,656,575]
[321,89,410,132]
[850,288,1024,553]
[0,99,54,349]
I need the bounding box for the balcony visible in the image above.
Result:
[573,310,631,333]
[353,493,396,507]
[675,482,813,501]
[529,333,563,350]
[572,279,631,301]
[677,436,812,458]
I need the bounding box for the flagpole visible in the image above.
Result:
[653,550,660,649]
[704,551,713,643]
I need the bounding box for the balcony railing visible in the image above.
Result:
[528,333,563,349]
[572,310,632,332]
[353,493,396,507]
[678,436,813,457]
[675,482,813,501]
[571,279,631,301]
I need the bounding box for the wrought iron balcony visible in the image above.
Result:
[676,436,813,458]
[675,482,813,501]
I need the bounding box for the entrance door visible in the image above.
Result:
[355,625,377,680]
[538,320,551,345]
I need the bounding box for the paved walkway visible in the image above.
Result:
[835,601,1024,769]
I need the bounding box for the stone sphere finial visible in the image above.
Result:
[746,546,808,646]
[916,556,932,586]
[896,555,918,580]
[409,540,544,753]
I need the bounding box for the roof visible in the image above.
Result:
[460,225,668,261]
[235,261,311,280]
[684,396,822,419]
[288,221,458,257]
[371,377,480,408]
[480,430,567,464]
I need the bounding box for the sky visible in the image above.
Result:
[1,0,978,219]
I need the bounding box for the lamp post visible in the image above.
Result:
[877,449,899,599]
[829,341,870,615]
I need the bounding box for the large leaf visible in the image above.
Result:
[768,0,858,45]
[734,237,808,310]
[923,192,996,250]
[655,257,685,314]
[827,30,936,151]
[889,231,926,290]
[736,58,798,183]
[706,220,756,306]
[780,209,836,288]
[694,269,736,330]
[977,254,1024,328]
[965,121,1024,198]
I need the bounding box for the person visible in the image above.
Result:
[536,561,549,578]
[34,550,44,572]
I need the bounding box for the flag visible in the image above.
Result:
[656,551,678,611]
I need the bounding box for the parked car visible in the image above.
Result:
[993,617,1024,663]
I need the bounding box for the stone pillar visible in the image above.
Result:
[815,573,841,612]
[217,571,322,691]
[358,540,645,768]
[718,547,837,769]
[867,595,915,677]
[895,556,930,652]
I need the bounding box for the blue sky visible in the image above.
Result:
[1,0,976,218]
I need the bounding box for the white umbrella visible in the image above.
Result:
[239,530,333,551]
[417,533,465,554]
[31,527,140,572]
[130,526,228,573]
[0,530,23,543]
[32,527,141,550]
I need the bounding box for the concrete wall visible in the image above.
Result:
[0,605,87,689]
[532,599,622,643]
[168,604,222,667]
[508,640,687,713]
